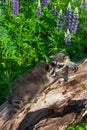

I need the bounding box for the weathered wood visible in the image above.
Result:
[0,59,87,130]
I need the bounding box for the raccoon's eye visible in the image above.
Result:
[57,64,64,68]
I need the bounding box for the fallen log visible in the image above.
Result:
[0,59,87,130]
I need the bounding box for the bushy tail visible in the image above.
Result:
[8,97,24,115]
[12,99,23,113]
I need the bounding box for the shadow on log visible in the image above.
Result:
[0,59,87,130]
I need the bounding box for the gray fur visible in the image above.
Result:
[50,52,78,72]
[50,52,78,82]
[8,62,58,114]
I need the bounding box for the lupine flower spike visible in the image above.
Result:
[84,0,87,8]
[56,9,62,29]
[71,7,78,34]
[0,10,2,16]
[12,0,19,16]
[65,2,72,30]
[42,0,47,6]
[36,0,41,18]
[64,29,71,45]
[52,6,57,16]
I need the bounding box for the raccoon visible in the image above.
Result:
[50,52,78,72]
[50,52,78,81]
[8,61,58,114]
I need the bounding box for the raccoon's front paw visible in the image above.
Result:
[69,64,78,73]
[73,64,78,73]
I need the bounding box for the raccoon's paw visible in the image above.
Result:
[72,64,78,73]
[69,63,78,73]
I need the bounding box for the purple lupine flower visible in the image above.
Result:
[0,10,2,16]
[71,7,78,34]
[52,6,57,16]
[65,2,72,30]
[36,0,41,18]
[42,0,47,6]
[84,0,87,8]
[56,9,62,29]
[12,0,19,16]
[64,29,71,45]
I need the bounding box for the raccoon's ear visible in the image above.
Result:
[63,55,69,60]
[45,64,51,72]
[50,55,54,58]
[50,54,56,59]
[62,55,66,60]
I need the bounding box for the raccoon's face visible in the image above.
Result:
[50,52,69,69]
[45,63,56,77]
[50,52,78,72]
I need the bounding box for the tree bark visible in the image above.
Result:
[0,59,87,130]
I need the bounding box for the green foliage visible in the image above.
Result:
[66,114,87,130]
